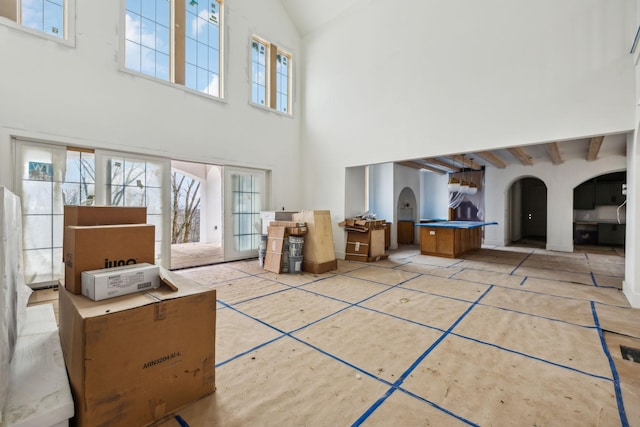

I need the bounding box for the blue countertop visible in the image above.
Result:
[415,221,498,229]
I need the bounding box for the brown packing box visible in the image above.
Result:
[345,231,369,261]
[63,206,147,261]
[58,268,216,427]
[345,229,386,262]
[64,224,155,294]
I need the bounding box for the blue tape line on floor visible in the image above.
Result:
[352,286,494,426]
[450,331,611,382]
[510,250,535,275]
[174,415,189,427]
[591,272,599,287]
[519,276,528,286]
[591,302,629,427]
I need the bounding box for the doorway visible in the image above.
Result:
[509,177,547,246]
[169,160,224,269]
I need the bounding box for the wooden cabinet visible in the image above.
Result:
[598,223,625,245]
[397,221,415,244]
[595,182,624,206]
[419,226,482,258]
[573,182,595,209]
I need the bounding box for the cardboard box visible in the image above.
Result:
[58,269,216,427]
[63,206,147,261]
[345,231,370,261]
[345,229,386,262]
[264,225,286,273]
[64,224,155,295]
[81,263,160,301]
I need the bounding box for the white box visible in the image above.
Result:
[81,263,160,301]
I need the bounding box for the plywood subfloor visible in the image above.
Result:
[32,243,637,426]
[151,243,640,426]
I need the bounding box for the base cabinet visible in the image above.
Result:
[419,226,481,258]
[397,221,415,244]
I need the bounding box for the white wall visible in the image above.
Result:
[0,0,303,212]
[300,0,634,231]
[420,172,449,220]
[483,155,627,251]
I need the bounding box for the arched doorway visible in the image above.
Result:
[509,177,547,246]
[397,187,417,245]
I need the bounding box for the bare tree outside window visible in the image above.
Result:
[171,172,201,244]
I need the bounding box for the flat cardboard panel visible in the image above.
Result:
[64,224,155,295]
[292,211,336,268]
[264,226,287,273]
[58,279,216,427]
[369,229,385,257]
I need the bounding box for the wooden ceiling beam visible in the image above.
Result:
[587,136,604,161]
[507,147,534,166]
[421,158,460,172]
[545,142,563,165]
[397,161,446,175]
[473,151,506,169]
[447,155,482,170]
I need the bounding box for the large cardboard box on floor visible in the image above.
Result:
[63,205,147,261]
[58,268,216,427]
[345,229,386,262]
[292,210,337,273]
[64,224,155,295]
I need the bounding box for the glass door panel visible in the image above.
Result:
[223,167,265,261]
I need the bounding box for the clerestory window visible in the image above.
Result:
[0,0,73,41]
[251,37,292,115]
[124,0,223,98]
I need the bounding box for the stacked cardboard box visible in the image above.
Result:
[63,206,153,295]
[59,268,216,427]
[342,218,388,262]
[58,206,217,426]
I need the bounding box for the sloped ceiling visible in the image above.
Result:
[279,0,362,36]
[277,2,629,171]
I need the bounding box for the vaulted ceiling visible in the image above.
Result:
[278,2,628,173]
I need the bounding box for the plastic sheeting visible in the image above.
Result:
[0,186,31,422]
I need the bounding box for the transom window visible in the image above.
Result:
[125,0,223,98]
[251,37,292,115]
[0,0,69,39]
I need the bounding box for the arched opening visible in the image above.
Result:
[573,171,626,248]
[508,177,547,247]
[397,187,417,245]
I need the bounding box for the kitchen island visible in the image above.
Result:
[416,221,498,258]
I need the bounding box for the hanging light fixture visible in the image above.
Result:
[466,157,477,195]
[448,175,460,193]
[458,154,469,194]
[448,155,461,193]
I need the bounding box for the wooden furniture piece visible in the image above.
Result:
[397,220,415,244]
[417,221,497,258]
[292,210,337,273]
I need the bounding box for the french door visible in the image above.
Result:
[15,139,170,287]
[223,167,266,261]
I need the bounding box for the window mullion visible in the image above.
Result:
[173,0,185,85]
[268,43,278,110]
